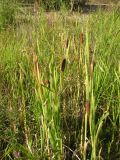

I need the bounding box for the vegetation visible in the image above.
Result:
[0,0,18,30]
[0,1,120,159]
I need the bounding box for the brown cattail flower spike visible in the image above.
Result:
[66,38,69,49]
[61,58,66,72]
[85,101,90,117]
[80,32,84,44]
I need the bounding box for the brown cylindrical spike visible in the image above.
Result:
[61,58,66,72]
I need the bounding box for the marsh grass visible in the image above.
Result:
[0,4,120,160]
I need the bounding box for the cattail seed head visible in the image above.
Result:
[80,32,84,44]
[61,58,66,72]
[85,101,90,116]
[66,38,69,48]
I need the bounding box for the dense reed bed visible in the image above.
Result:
[0,5,120,160]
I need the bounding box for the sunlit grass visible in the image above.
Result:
[0,5,120,160]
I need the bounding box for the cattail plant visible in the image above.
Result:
[61,58,67,72]
[66,38,69,49]
[0,6,119,160]
[80,32,84,45]
[85,100,90,117]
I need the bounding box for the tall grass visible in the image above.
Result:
[0,0,19,30]
[0,4,120,160]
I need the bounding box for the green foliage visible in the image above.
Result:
[0,0,18,30]
[41,0,87,10]
[40,0,61,10]
[0,6,120,160]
